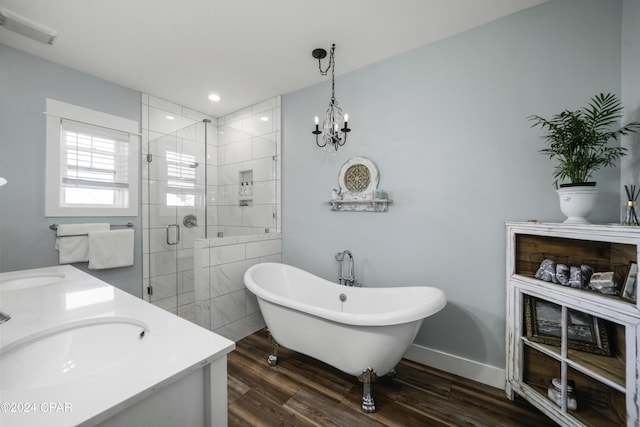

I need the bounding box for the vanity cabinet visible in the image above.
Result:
[505,222,640,427]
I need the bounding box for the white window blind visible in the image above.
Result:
[45,98,139,217]
[60,119,130,207]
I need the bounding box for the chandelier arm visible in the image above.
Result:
[315,133,327,147]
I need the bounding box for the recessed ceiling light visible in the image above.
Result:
[208,93,221,102]
[260,116,269,122]
[166,115,175,120]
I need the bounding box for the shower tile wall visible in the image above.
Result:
[217,96,281,235]
[193,233,281,341]
[142,94,217,320]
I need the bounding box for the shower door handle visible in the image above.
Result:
[166,224,180,245]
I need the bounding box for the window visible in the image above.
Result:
[45,99,139,217]
[166,150,196,207]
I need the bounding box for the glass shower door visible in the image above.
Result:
[145,120,207,320]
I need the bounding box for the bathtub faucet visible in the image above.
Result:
[335,250,357,286]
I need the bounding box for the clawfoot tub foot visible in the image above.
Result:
[387,368,397,378]
[358,368,378,413]
[267,330,279,366]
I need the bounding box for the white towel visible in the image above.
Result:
[88,229,134,270]
[55,223,110,264]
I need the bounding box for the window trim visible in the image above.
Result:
[45,98,139,217]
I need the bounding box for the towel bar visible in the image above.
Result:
[50,222,134,231]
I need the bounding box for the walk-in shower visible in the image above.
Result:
[141,94,280,321]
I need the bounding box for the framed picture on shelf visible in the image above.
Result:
[524,295,611,356]
[621,261,638,303]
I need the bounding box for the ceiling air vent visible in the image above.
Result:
[0,8,58,45]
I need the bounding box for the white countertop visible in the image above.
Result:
[0,265,235,427]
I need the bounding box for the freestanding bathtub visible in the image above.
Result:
[243,262,447,413]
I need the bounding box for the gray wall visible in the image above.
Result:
[621,0,640,192]
[0,44,142,297]
[282,0,623,368]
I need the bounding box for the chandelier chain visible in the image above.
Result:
[319,43,335,77]
[330,44,336,102]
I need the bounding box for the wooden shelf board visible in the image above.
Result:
[519,382,625,427]
[521,339,625,392]
[512,274,639,318]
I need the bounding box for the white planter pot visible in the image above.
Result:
[556,186,599,224]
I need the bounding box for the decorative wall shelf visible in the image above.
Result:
[329,156,392,213]
[327,199,392,212]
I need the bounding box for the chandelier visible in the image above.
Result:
[311,44,350,150]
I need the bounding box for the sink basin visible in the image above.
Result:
[0,317,149,390]
[0,271,66,292]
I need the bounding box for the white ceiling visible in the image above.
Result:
[0,0,548,117]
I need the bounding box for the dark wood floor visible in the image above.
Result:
[227,329,557,427]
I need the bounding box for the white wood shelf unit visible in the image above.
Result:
[505,222,640,427]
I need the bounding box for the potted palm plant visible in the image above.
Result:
[529,93,640,223]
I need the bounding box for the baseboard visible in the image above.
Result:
[403,343,505,390]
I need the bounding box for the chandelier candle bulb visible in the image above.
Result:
[342,114,350,133]
[313,116,322,136]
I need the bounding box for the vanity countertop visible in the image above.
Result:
[0,265,235,427]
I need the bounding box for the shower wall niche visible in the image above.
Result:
[142,94,280,321]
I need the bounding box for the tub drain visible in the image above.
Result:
[339,293,347,302]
